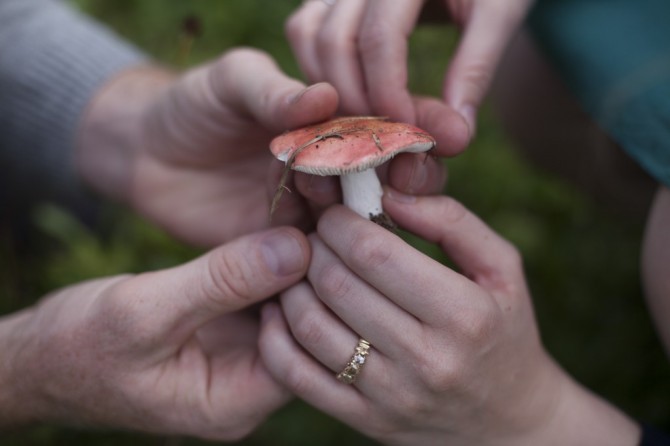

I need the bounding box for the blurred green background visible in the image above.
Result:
[2,0,669,444]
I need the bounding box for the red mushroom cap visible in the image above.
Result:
[270,116,436,175]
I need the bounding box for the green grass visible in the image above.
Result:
[2,0,669,444]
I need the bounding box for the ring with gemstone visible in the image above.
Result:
[336,339,371,384]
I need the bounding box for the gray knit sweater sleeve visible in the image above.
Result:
[0,0,147,206]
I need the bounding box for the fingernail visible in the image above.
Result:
[261,232,306,276]
[288,83,319,105]
[406,156,428,193]
[458,105,477,139]
[385,188,416,204]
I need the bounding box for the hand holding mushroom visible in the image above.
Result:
[285,0,532,150]
[259,194,641,446]
[77,48,338,247]
[3,48,327,437]
[0,228,310,438]
[270,116,440,227]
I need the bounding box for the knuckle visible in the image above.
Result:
[283,361,317,396]
[315,28,340,56]
[348,231,394,272]
[293,309,327,349]
[455,302,499,344]
[436,196,469,225]
[501,238,523,270]
[284,12,307,43]
[205,251,255,307]
[317,24,353,57]
[414,346,464,393]
[217,47,267,68]
[459,61,493,102]
[486,240,525,295]
[358,21,391,58]
[257,88,277,116]
[317,261,355,302]
[213,49,244,76]
[93,275,158,346]
[392,390,432,420]
[210,47,270,99]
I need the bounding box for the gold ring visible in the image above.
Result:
[336,339,371,384]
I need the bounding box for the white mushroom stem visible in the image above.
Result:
[340,168,383,219]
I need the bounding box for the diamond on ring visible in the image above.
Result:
[337,339,371,384]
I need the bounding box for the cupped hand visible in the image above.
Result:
[78,48,339,247]
[259,192,639,445]
[1,227,309,440]
[286,0,533,153]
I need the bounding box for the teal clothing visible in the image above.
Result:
[529,0,670,188]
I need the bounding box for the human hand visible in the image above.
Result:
[0,227,309,440]
[259,192,640,445]
[77,48,338,247]
[286,0,533,152]
[292,150,448,219]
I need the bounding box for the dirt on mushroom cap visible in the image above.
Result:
[269,116,436,176]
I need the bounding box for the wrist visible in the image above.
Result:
[518,361,640,445]
[75,66,175,203]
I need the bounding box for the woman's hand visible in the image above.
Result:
[0,227,309,440]
[259,191,640,445]
[77,48,339,247]
[286,0,533,153]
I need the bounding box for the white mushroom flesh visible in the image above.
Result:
[340,169,383,219]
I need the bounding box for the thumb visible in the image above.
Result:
[210,48,339,132]
[144,48,339,165]
[116,227,310,346]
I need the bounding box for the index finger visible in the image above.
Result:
[444,1,531,133]
[383,189,527,297]
[316,205,482,323]
[358,0,424,123]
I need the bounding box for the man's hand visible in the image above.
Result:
[0,227,309,440]
[77,48,339,247]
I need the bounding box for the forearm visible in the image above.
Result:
[75,67,175,203]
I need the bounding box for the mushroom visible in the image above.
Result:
[270,116,436,228]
